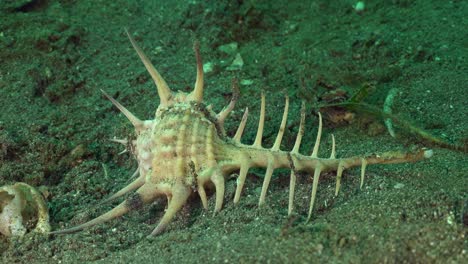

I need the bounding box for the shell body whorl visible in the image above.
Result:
[148,102,221,187]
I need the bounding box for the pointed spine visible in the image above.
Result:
[125,29,172,106]
[311,112,323,158]
[272,95,289,151]
[233,158,250,204]
[217,79,240,134]
[188,41,204,103]
[233,108,249,143]
[360,158,368,189]
[253,92,266,147]
[288,101,306,215]
[334,161,345,196]
[259,157,275,206]
[101,89,144,132]
[307,164,322,222]
[329,134,336,159]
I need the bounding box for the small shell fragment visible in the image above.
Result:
[0,182,50,237]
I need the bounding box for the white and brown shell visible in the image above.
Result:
[51,30,432,238]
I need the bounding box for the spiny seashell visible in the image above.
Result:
[0,182,50,237]
[51,30,432,238]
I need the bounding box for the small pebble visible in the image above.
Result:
[227,53,244,71]
[354,1,365,13]
[203,62,214,73]
[240,79,253,86]
[217,42,238,55]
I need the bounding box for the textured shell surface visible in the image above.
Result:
[148,101,222,187]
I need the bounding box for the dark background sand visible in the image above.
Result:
[1,1,466,263]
